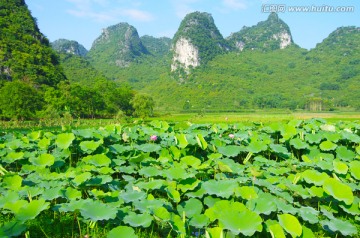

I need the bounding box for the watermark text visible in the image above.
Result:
[262,4,355,13]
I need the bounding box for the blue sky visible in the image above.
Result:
[26,0,359,50]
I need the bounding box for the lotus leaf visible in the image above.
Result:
[246,140,268,153]
[189,214,210,228]
[29,153,55,167]
[196,134,208,150]
[153,206,171,221]
[278,214,302,238]
[170,214,186,234]
[302,169,329,186]
[247,193,277,215]
[180,156,201,168]
[15,199,49,222]
[205,200,247,222]
[175,134,188,148]
[138,166,162,177]
[336,146,356,161]
[298,207,319,224]
[3,174,22,190]
[38,137,51,149]
[136,143,161,153]
[217,145,242,157]
[290,138,309,150]
[177,178,201,192]
[4,200,28,214]
[267,222,286,238]
[79,140,102,154]
[65,187,82,200]
[202,180,238,198]
[320,218,357,236]
[300,226,315,238]
[107,226,137,238]
[0,220,27,237]
[165,166,189,180]
[55,133,75,149]
[332,159,348,175]
[323,178,354,205]
[4,151,24,163]
[123,211,153,228]
[177,198,203,218]
[80,200,117,221]
[305,133,323,144]
[166,186,181,203]
[236,186,258,200]
[349,160,360,180]
[319,140,337,151]
[83,154,111,167]
[120,190,147,203]
[205,227,223,238]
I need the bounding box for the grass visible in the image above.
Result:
[1,110,359,132]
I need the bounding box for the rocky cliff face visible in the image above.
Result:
[227,13,294,51]
[88,23,149,68]
[52,39,88,56]
[171,12,229,73]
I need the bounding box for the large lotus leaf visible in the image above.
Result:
[79,140,102,154]
[320,218,357,236]
[136,143,161,153]
[206,227,224,238]
[236,186,258,200]
[166,186,181,203]
[349,160,360,180]
[65,187,82,200]
[123,211,153,228]
[29,153,55,167]
[15,199,49,222]
[180,156,201,168]
[202,180,238,198]
[136,179,164,190]
[339,197,360,215]
[73,172,92,186]
[278,214,302,238]
[41,186,63,200]
[196,134,208,150]
[38,137,51,150]
[298,207,319,224]
[4,200,28,214]
[269,144,290,156]
[205,200,246,222]
[302,169,329,186]
[0,220,27,237]
[153,206,171,221]
[305,133,323,144]
[218,209,262,236]
[280,124,297,140]
[133,199,167,213]
[246,140,268,153]
[58,199,88,213]
[83,154,111,167]
[5,139,24,150]
[120,190,147,203]
[3,174,22,190]
[336,146,356,161]
[169,214,186,235]
[332,159,348,175]
[55,133,75,149]
[323,178,354,205]
[308,186,324,198]
[175,134,188,148]
[301,226,315,238]
[319,140,337,151]
[177,198,203,218]
[265,220,286,238]
[107,226,137,238]
[247,193,277,215]
[80,200,117,221]
[290,138,309,150]
[138,166,162,177]
[189,214,210,228]
[4,151,24,163]
[178,178,201,193]
[217,145,242,157]
[165,166,189,180]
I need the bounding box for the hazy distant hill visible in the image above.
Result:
[52,39,88,57]
[227,12,295,51]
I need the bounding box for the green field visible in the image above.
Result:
[1,116,360,237]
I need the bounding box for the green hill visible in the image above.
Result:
[0,0,66,87]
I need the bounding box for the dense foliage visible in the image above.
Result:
[0,119,359,237]
[51,39,88,57]
[0,0,66,86]
[140,35,172,57]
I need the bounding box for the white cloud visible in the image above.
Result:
[222,0,247,10]
[172,0,202,18]
[65,0,154,22]
[121,9,154,22]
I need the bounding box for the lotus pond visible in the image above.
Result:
[0,119,359,237]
